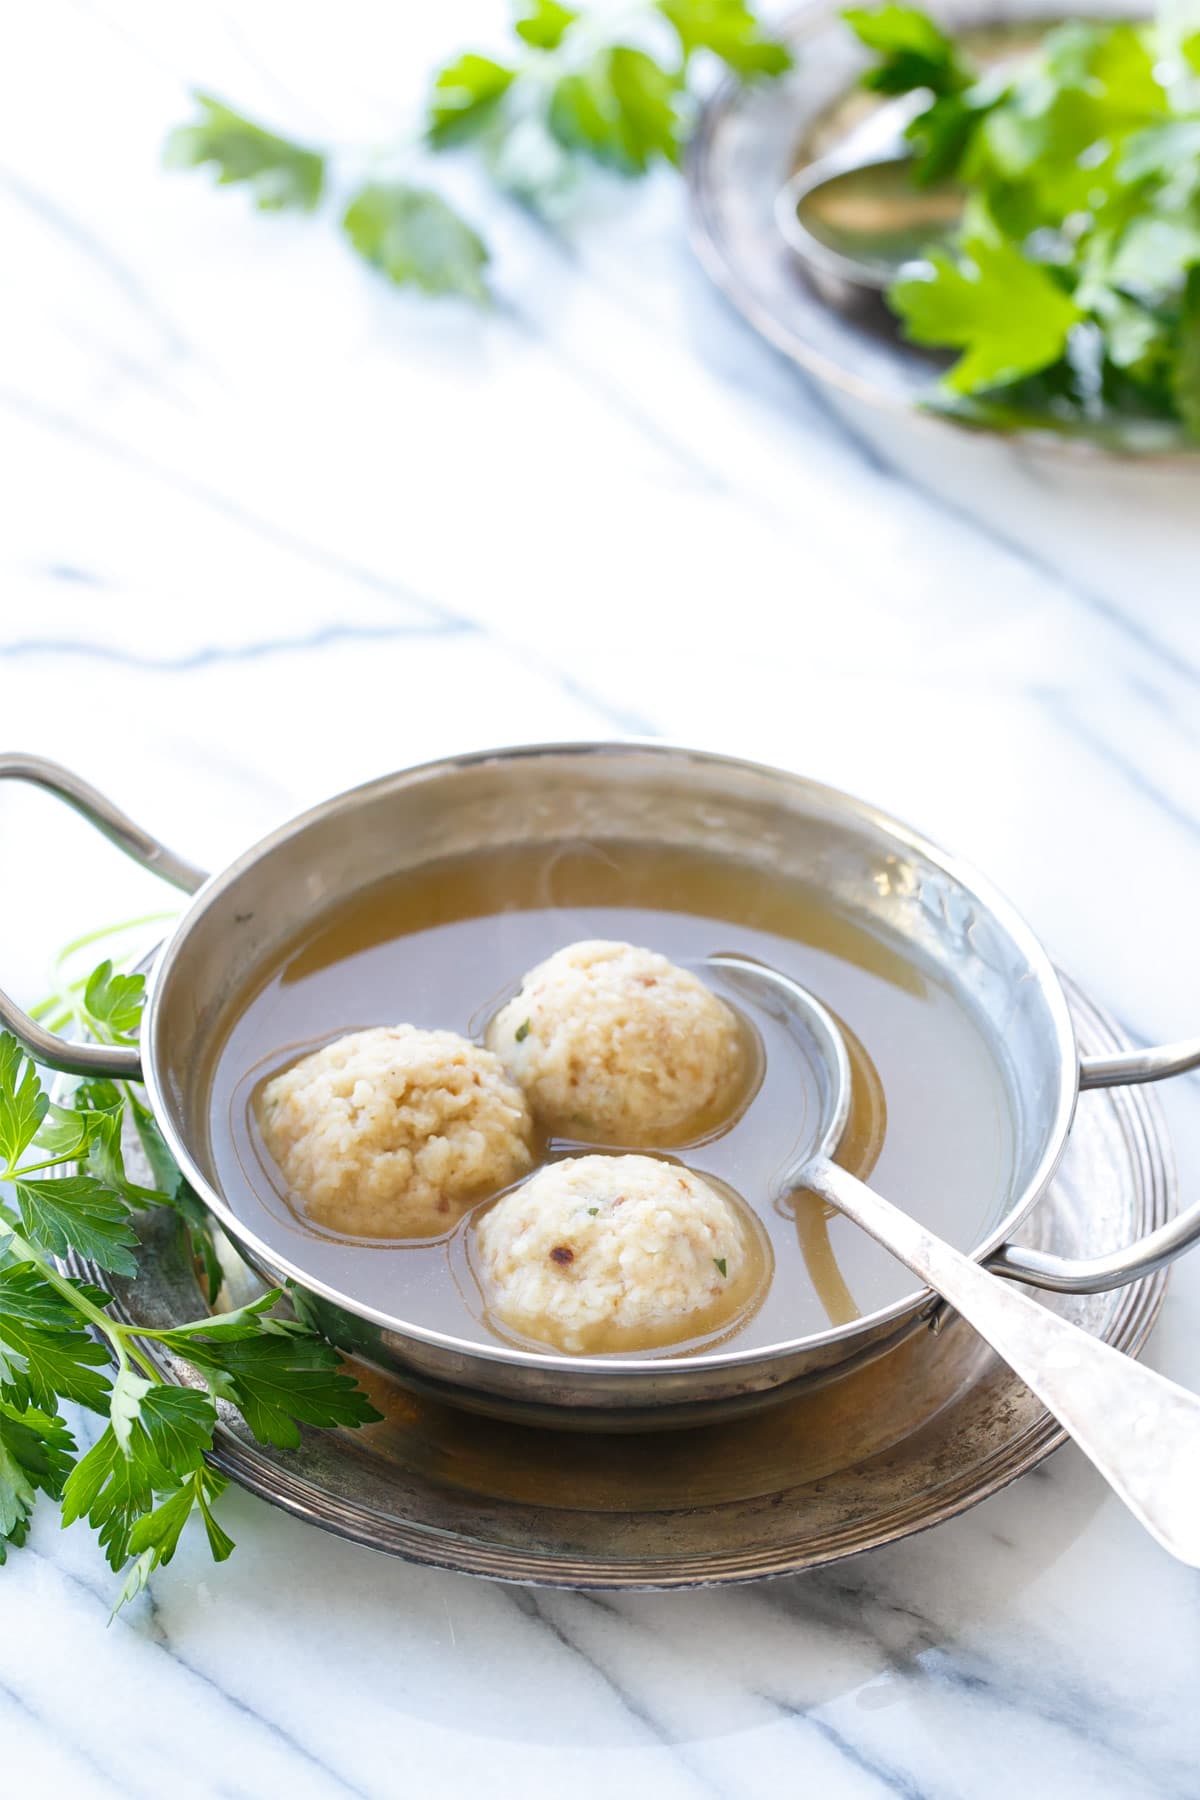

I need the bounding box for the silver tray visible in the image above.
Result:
[65,978,1172,1587]
[687,0,1191,463]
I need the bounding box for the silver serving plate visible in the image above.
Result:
[61,979,1170,1585]
[687,0,1190,462]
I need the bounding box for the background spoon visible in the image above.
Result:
[775,94,963,296]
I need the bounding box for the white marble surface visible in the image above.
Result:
[4,3,1200,1795]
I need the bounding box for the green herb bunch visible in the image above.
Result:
[165,0,790,301]
[0,940,379,1614]
[844,5,1200,436]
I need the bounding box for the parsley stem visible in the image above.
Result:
[0,1213,162,1386]
[4,1152,78,1180]
[53,912,178,969]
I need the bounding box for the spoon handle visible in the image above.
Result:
[807,1157,1200,1566]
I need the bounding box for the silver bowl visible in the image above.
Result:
[3,743,1198,1427]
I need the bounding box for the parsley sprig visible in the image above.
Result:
[0,945,380,1612]
[844,6,1200,437]
[164,1,790,302]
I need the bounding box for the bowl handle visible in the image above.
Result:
[990,1038,1200,1292]
[987,1205,1200,1294]
[0,753,206,1080]
[1080,1042,1200,1088]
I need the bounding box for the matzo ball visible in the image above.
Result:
[257,1025,534,1238]
[473,1153,766,1353]
[485,940,749,1145]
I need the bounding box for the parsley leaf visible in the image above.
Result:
[62,1388,217,1572]
[165,1329,380,1449]
[0,1399,76,1562]
[1120,119,1200,198]
[1172,269,1200,437]
[13,1175,138,1277]
[1107,213,1200,303]
[891,232,1084,393]
[128,1106,224,1299]
[342,183,490,302]
[516,1,579,51]
[846,8,1200,435]
[428,54,516,147]
[659,0,793,78]
[110,1366,154,1455]
[35,1101,99,1161]
[82,963,144,1041]
[427,1,790,206]
[0,1261,112,1412]
[164,92,326,211]
[971,22,1165,229]
[154,1290,287,1343]
[125,1467,233,1590]
[843,5,970,95]
[0,1035,48,1170]
[167,7,792,292]
[550,45,684,172]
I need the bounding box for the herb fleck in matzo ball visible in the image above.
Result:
[473,1154,765,1353]
[485,940,748,1145]
[257,1026,534,1239]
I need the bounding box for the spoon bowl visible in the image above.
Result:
[775,96,963,297]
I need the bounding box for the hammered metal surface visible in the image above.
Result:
[65,979,1172,1587]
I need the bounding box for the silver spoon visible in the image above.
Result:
[775,94,963,298]
[707,952,1200,1568]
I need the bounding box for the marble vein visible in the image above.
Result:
[0,1670,145,1800]
[774,1708,926,1800]
[140,1641,376,1800]
[0,164,192,361]
[0,620,473,674]
[0,390,658,739]
[0,388,464,632]
[1039,691,1200,843]
[14,1532,373,1800]
[574,1589,926,1800]
[855,442,1200,697]
[500,240,894,480]
[763,1569,1199,1800]
[512,1592,732,1800]
[500,297,734,500]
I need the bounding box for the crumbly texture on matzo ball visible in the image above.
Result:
[473,1153,762,1353]
[257,1026,534,1239]
[485,940,748,1145]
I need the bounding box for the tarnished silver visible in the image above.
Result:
[2,741,1198,1428]
[58,984,1173,1584]
[725,957,1200,1565]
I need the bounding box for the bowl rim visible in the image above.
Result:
[141,738,1080,1379]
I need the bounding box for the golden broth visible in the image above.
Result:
[203,839,1016,1355]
